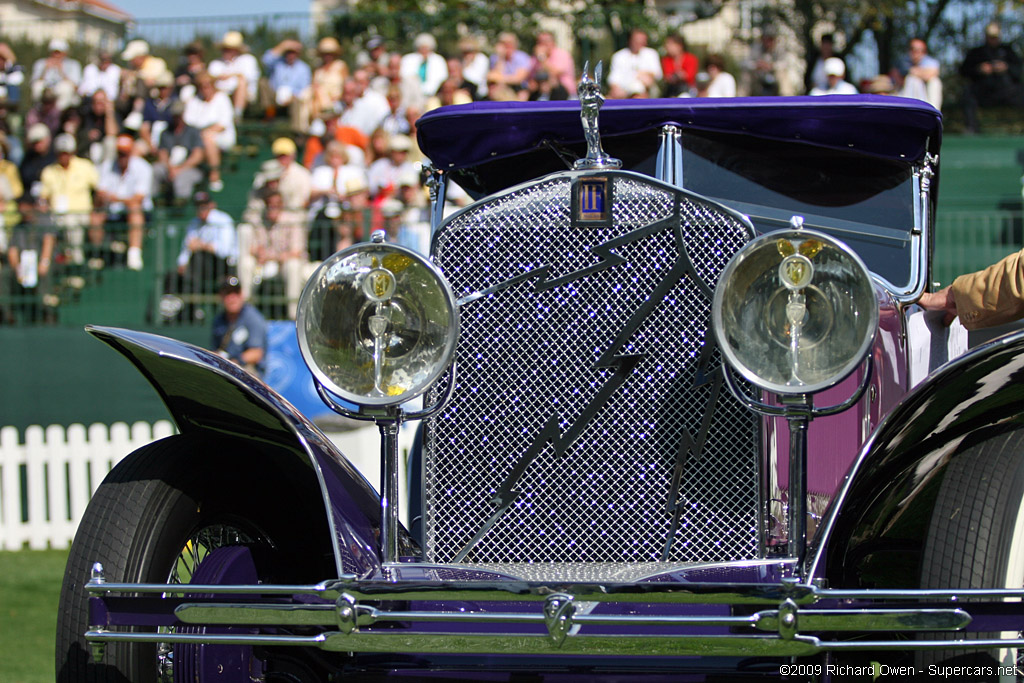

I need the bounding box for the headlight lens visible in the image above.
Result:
[297,243,459,407]
[712,229,877,395]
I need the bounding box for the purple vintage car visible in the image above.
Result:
[57,82,1024,682]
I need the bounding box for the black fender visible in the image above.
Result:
[809,328,1024,588]
[87,325,409,579]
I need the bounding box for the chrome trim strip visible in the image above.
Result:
[752,608,970,632]
[174,602,968,633]
[175,603,760,628]
[86,580,344,596]
[176,603,337,626]
[85,629,822,656]
[84,628,1024,657]
[87,579,1024,605]
[87,578,816,605]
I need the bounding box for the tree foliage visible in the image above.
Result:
[745,0,1024,76]
[331,0,1024,86]
[330,0,662,60]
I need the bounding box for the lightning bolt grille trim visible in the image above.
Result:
[425,172,760,566]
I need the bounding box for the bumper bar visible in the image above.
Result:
[84,563,1024,659]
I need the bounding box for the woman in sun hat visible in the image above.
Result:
[208,30,261,119]
[303,36,349,128]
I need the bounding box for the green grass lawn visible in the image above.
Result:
[0,549,69,683]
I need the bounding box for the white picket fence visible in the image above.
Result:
[0,419,413,552]
[0,420,175,551]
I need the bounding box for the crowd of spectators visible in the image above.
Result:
[0,22,1020,324]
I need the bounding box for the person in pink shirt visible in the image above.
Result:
[531,32,576,97]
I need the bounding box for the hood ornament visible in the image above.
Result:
[574,61,622,170]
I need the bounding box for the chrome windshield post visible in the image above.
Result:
[898,150,937,302]
[656,125,684,189]
[424,162,448,236]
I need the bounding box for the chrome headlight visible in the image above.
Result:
[297,242,459,408]
[712,229,877,395]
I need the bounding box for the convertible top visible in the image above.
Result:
[417,96,943,195]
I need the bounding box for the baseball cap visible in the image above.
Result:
[389,134,413,152]
[194,190,214,205]
[54,133,76,153]
[48,38,69,53]
[271,137,297,156]
[26,123,51,143]
[824,57,846,78]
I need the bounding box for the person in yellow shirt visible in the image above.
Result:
[39,133,98,265]
[0,131,23,231]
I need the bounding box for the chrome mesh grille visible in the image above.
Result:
[425,172,760,565]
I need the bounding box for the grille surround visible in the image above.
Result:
[424,170,761,568]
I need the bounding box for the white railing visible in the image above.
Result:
[0,419,412,552]
[0,421,175,551]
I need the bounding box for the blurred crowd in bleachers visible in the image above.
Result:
[0,19,1021,325]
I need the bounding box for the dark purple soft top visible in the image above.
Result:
[417,96,943,173]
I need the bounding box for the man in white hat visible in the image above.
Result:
[120,40,168,96]
[208,31,261,120]
[119,40,169,129]
[809,57,858,95]
[399,33,448,98]
[367,133,417,199]
[30,38,82,109]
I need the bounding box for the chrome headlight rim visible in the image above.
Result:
[712,228,878,396]
[296,242,460,409]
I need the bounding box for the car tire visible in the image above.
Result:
[56,433,276,683]
[918,427,1024,680]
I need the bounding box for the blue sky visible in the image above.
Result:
[114,0,289,20]
[113,0,317,43]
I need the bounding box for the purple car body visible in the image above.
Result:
[57,96,1024,682]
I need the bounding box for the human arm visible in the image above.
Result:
[177,221,198,270]
[239,345,264,368]
[909,56,940,82]
[919,248,1024,329]
[39,231,56,276]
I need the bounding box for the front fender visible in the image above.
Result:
[810,328,1024,588]
[87,325,404,579]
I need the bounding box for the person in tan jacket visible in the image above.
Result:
[919,248,1024,329]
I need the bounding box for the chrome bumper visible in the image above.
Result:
[85,564,1024,659]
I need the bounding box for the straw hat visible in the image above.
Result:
[121,39,150,62]
[317,37,342,55]
[218,31,248,52]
